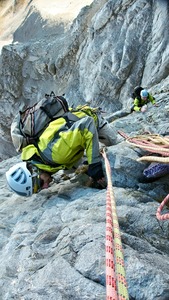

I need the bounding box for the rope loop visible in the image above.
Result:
[156,194,169,221]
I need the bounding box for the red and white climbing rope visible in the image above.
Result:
[156,194,169,220]
[118,131,169,158]
[118,131,169,221]
[102,149,129,300]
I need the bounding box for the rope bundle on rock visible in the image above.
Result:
[118,131,169,160]
[118,131,169,221]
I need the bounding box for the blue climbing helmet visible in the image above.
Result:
[140,89,148,98]
[6,162,42,197]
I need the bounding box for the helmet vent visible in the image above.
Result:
[11,168,27,184]
[6,162,33,196]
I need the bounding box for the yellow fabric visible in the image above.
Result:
[38,117,66,151]
[70,106,99,127]
[21,144,38,160]
[21,144,67,173]
[38,120,93,164]
[21,113,99,173]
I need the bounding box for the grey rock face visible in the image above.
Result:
[1,0,169,159]
[0,0,169,299]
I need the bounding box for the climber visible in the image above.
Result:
[132,88,156,112]
[6,106,118,196]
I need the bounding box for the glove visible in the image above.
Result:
[141,105,147,112]
[87,162,104,180]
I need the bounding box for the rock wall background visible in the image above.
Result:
[0,0,169,299]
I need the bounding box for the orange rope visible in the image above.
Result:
[118,131,169,221]
[118,131,169,157]
[156,194,169,220]
[102,150,129,300]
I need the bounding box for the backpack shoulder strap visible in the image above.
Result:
[62,112,80,128]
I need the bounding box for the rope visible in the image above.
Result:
[118,131,169,221]
[137,156,169,163]
[118,131,169,158]
[102,149,129,300]
[156,194,169,220]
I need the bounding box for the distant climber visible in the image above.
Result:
[132,87,156,112]
[107,86,156,123]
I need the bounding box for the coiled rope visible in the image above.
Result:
[102,149,129,300]
[118,131,169,161]
[118,131,169,220]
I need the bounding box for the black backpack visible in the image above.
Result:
[132,86,143,99]
[11,92,70,152]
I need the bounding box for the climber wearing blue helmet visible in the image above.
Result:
[133,88,156,112]
[141,89,148,98]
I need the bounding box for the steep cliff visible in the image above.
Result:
[0,1,169,299]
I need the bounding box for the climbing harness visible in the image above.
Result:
[102,149,129,300]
